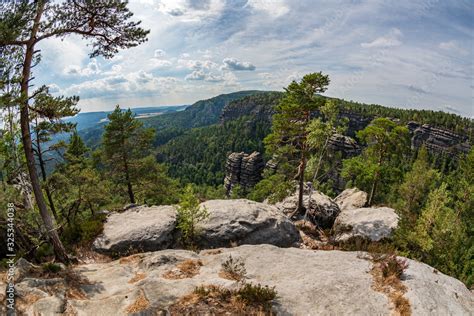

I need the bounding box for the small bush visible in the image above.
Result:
[174,283,277,314]
[35,243,54,261]
[176,185,209,248]
[380,254,409,279]
[237,283,277,307]
[79,218,104,243]
[220,255,247,281]
[42,262,62,274]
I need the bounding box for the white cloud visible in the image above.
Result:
[156,0,225,22]
[64,59,101,76]
[439,40,468,56]
[153,49,166,58]
[151,59,173,68]
[246,0,289,17]
[64,70,178,99]
[221,57,256,71]
[361,28,403,48]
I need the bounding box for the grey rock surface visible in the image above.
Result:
[275,188,340,228]
[93,205,177,255]
[334,188,368,211]
[5,245,473,315]
[333,206,399,242]
[197,199,300,248]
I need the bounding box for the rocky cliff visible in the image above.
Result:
[219,92,282,124]
[408,121,471,156]
[223,151,265,195]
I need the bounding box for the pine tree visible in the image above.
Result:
[397,146,440,216]
[102,105,155,204]
[0,1,149,262]
[30,87,79,220]
[342,118,410,205]
[408,183,465,278]
[265,72,330,215]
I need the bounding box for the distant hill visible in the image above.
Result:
[79,90,266,148]
[73,90,472,186]
[67,105,187,132]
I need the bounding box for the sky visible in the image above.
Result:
[35,0,473,117]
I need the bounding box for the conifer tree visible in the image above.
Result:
[0,0,149,262]
[30,87,79,220]
[102,106,155,204]
[265,72,330,215]
[342,118,410,205]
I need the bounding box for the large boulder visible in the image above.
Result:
[334,188,368,211]
[196,199,300,248]
[333,207,399,242]
[93,205,177,255]
[275,189,340,228]
[6,245,473,315]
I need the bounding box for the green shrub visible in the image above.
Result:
[220,255,247,281]
[35,243,54,261]
[379,254,409,279]
[42,262,62,273]
[79,218,104,243]
[237,283,277,307]
[176,185,209,248]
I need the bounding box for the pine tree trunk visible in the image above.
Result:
[297,155,306,213]
[19,2,69,264]
[35,126,58,220]
[123,158,135,204]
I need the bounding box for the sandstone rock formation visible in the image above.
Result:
[197,199,300,248]
[274,188,340,229]
[93,199,299,255]
[408,121,470,156]
[93,205,177,255]
[223,151,265,195]
[333,206,399,242]
[328,134,362,157]
[334,188,368,211]
[219,92,281,124]
[4,245,473,315]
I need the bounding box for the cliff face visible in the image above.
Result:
[220,92,282,124]
[224,151,265,195]
[408,121,471,156]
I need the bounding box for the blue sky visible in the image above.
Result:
[35,0,473,117]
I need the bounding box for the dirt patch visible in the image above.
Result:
[17,293,44,306]
[370,255,411,316]
[169,284,276,315]
[163,259,203,279]
[128,272,146,284]
[66,286,88,300]
[201,249,222,256]
[125,290,150,314]
[73,246,112,264]
[119,254,143,265]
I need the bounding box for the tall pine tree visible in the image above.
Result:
[102,106,155,204]
[265,72,330,215]
[0,1,149,262]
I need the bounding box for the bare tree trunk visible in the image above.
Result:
[19,2,69,263]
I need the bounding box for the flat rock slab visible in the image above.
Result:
[197,199,300,248]
[7,245,473,315]
[93,205,177,255]
[333,207,399,242]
